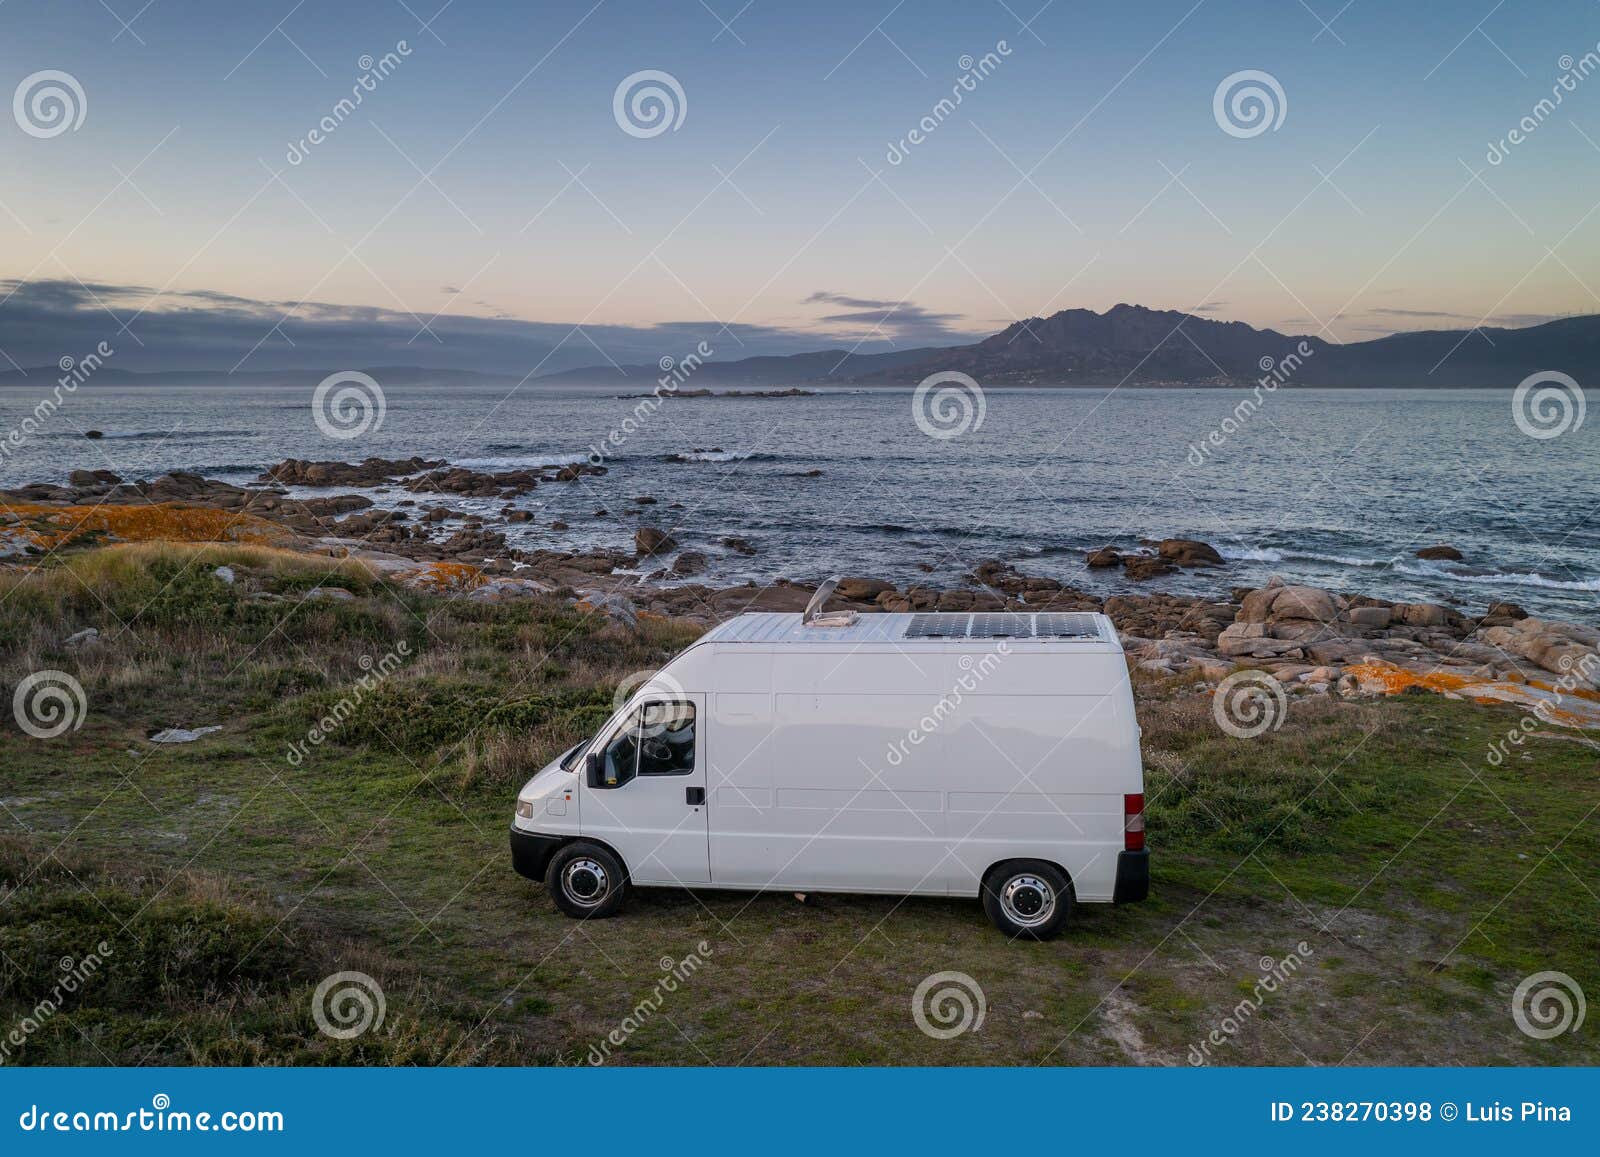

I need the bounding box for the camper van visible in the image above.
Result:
[509,584,1147,939]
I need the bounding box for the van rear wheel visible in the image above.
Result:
[982,860,1073,940]
[545,842,628,919]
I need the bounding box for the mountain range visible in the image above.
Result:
[4,304,1595,389]
[539,304,1600,388]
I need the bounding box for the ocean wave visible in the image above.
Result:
[454,453,591,471]
[1219,546,1382,568]
[1392,562,1600,592]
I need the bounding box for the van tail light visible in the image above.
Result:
[1124,793,1146,852]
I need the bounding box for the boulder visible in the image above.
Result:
[1085,547,1122,568]
[1415,544,1463,561]
[1398,602,1451,628]
[671,551,708,577]
[636,527,678,555]
[1269,585,1338,622]
[1156,538,1224,567]
[1344,605,1392,630]
[721,536,757,556]
[1122,555,1175,581]
[835,577,894,601]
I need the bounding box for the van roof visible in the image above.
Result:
[699,611,1119,646]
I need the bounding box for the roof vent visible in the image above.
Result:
[802,576,859,628]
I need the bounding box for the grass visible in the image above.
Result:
[1,542,1597,1066]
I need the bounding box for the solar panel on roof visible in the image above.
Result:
[968,613,1030,638]
[905,614,970,638]
[902,612,1102,641]
[1031,612,1101,639]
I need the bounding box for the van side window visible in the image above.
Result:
[600,714,642,788]
[637,701,695,776]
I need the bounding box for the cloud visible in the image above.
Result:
[0,279,963,377]
[801,290,974,344]
[1365,307,1560,328]
[1190,300,1229,314]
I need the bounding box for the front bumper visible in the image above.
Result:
[1113,849,1149,903]
[510,826,565,882]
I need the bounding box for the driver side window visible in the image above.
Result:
[597,701,695,787]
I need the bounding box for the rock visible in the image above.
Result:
[466,578,555,602]
[1269,585,1338,622]
[1415,544,1463,561]
[213,565,236,585]
[634,496,657,505]
[85,430,103,439]
[671,551,708,576]
[1398,602,1451,628]
[1085,547,1122,568]
[68,469,121,487]
[1156,538,1224,567]
[835,577,894,600]
[721,536,757,556]
[505,510,534,523]
[580,592,638,629]
[1122,555,1175,581]
[148,725,223,744]
[1344,605,1392,629]
[550,520,570,530]
[636,527,677,555]
[63,627,100,647]
[1239,587,1279,623]
[303,587,356,602]
[260,456,443,487]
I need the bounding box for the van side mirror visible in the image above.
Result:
[585,751,604,788]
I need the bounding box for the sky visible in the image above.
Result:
[2,0,1599,374]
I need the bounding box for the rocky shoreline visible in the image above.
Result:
[4,456,1598,727]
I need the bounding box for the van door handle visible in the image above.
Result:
[685,787,705,806]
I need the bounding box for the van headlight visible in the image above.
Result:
[515,800,535,819]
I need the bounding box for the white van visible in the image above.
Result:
[510,587,1148,938]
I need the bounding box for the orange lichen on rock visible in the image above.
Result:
[1347,660,1600,729]
[2,501,291,551]
[404,560,486,592]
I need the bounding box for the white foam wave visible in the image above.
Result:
[454,454,590,471]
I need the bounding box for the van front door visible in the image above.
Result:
[581,694,710,886]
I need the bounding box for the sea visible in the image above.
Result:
[3,382,1596,621]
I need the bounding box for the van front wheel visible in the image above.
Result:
[981,861,1073,940]
[545,842,628,919]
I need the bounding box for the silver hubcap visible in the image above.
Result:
[562,858,609,907]
[1000,874,1056,928]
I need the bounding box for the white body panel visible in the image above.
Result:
[514,612,1142,903]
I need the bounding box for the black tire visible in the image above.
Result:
[544,842,628,919]
[981,860,1074,940]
